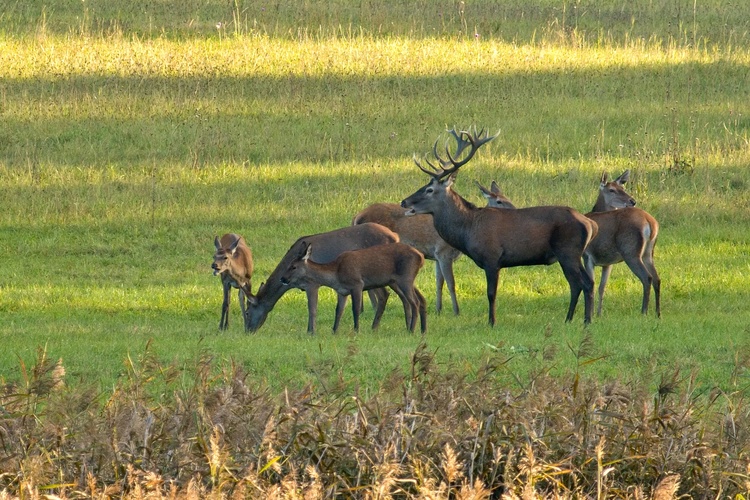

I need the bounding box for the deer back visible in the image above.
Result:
[352,202,458,261]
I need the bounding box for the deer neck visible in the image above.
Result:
[430,190,480,251]
[591,193,610,213]
[301,261,340,290]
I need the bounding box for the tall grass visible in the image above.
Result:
[1,1,750,496]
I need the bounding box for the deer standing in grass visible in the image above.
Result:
[212,233,253,331]
[401,128,597,326]
[245,223,398,334]
[352,203,463,315]
[280,242,427,333]
[585,171,661,317]
[480,170,661,317]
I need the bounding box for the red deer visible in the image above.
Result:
[245,223,399,334]
[280,242,427,333]
[481,170,661,317]
[352,203,463,315]
[475,180,517,209]
[584,170,661,317]
[400,128,597,326]
[212,233,253,331]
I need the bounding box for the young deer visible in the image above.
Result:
[481,171,661,317]
[352,203,463,315]
[584,170,661,317]
[401,128,597,326]
[245,223,399,334]
[212,233,254,330]
[280,242,427,333]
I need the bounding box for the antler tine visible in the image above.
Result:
[413,155,445,178]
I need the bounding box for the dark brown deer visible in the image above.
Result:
[212,233,253,330]
[352,203,462,315]
[280,242,427,333]
[481,170,661,318]
[584,170,661,317]
[401,128,597,325]
[245,223,399,334]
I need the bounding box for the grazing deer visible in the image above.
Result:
[280,242,427,333]
[245,223,399,334]
[401,128,597,326]
[584,170,661,317]
[352,203,463,315]
[212,233,254,331]
[480,171,661,318]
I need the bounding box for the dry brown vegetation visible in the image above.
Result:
[2,341,749,499]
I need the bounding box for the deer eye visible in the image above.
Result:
[426,187,434,194]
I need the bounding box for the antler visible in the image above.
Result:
[414,127,499,180]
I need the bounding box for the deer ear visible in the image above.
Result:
[303,244,313,261]
[600,171,610,186]
[214,236,221,250]
[229,237,241,254]
[443,172,456,188]
[615,169,630,185]
[490,180,502,195]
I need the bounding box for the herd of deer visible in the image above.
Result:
[211,128,661,334]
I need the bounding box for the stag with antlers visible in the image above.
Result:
[401,128,597,325]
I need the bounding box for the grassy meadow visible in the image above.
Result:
[1,1,750,497]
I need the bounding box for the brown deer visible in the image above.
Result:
[481,171,661,317]
[401,128,597,326]
[584,170,661,317]
[280,242,427,333]
[212,233,253,331]
[475,180,517,209]
[245,223,399,334]
[352,203,463,315]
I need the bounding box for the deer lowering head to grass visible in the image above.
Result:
[584,170,661,317]
[212,233,253,331]
[245,223,399,334]
[352,203,462,315]
[401,128,597,325]
[481,170,661,318]
[280,242,427,333]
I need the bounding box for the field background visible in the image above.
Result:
[1,0,749,394]
[2,0,750,496]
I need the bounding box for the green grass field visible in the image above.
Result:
[1,2,750,495]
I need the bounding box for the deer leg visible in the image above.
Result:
[643,244,661,318]
[596,265,612,316]
[434,262,444,314]
[351,288,363,332]
[415,287,428,333]
[333,293,348,333]
[558,259,591,324]
[370,287,389,331]
[369,287,390,330]
[220,280,231,330]
[622,256,653,316]
[438,256,460,316]
[484,268,500,327]
[390,284,414,331]
[238,288,248,331]
[305,284,321,334]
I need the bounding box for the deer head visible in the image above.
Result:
[212,235,243,276]
[476,180,517,209]
[402,127,498,216]
[597,170,636,210]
